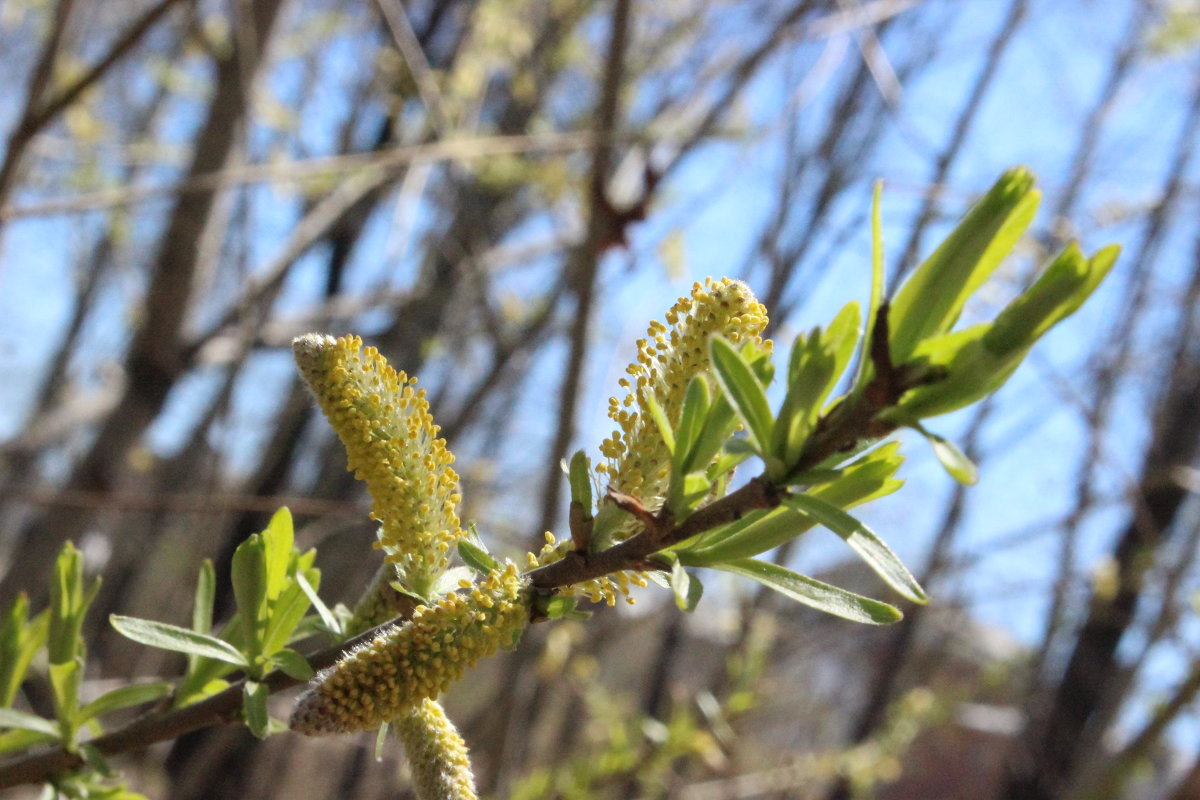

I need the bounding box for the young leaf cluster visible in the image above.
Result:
[111,508,320,738]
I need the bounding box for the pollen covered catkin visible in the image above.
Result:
[396,699,478,800]
[292,334,464,599]
[290,564,528,736]
[596,278,769,535]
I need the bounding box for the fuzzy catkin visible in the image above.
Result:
[290,564,528,736]
[396,700,478,800]
[292,334,464,597]
[596,278,769,534]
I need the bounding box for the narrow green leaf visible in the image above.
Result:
[295,571,340,636]
[855,180,886,388]
[260,507,295,603]
[79,683,172,723]
[262,579,312,656]
[1,597,48,708]
[78,743,114,777]
[709,336,774,453]
[824,302,863,395]
[677,507,808,565]
[568,450,594,517]
[110,615,248,667]
[458,539,500,575]
[889,168,1040,362]
[644,394,675,455]
[807,441,906,508]
[242,680,270,739]
[49,542,87,665]
[192,560,216,637]
[48,658,81,739]
[689,394,739,474]
[782,494,926,603]
[984,242,1119,356]
[231,535,268,655]
[542,595,591,620]
[0,707,60,737]
[670,560,703,612]
[0,728,57,755]
[713,559,901,624]
[674,375,712,474]
[917,426,979,485]
[680,445,905,565]
[270,649,315,681]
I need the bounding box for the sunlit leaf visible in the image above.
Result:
[110,615,248,667]
[79,683,172,723]
[889,168,1039,362]
[709,336,774,454]
[713,559,901,624]
[782,494,926,603]
[243,681,270,739]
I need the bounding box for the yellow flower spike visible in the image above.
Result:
[396,699,478,800]
[290,564,529,736]
[596,278,769,541]
[293,334,464,598]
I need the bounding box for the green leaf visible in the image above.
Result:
[782,494,926,603]
[644,393,676,455]
[192,560,216,639]
[262,579,313,657]
[917,425,979,485]
[78,742,114,777]
[676,508,807,566]
[709,336,774,454]
[985,243,1119,357]
[674,375,712,475]
[0,728,57,755]
[807,441,906,508]
[689,394,739,475]
[261,508,295,604]
[110,615,249,667]
[891,243,1117,421]
[853,179,887,390]
[0,707,60,737]
[48,658,81,741]
[1,595,48,708]
[568,450,594,518]
[231,534,268,655]
[713,559,901,624]
[670,559,703,612]
[679,444,905,565]
[242,681,270,739]
[541,595,591,621]
[458,538,501,575]
[889,168,1040,363]
[50,542,96,666]
[295,571,340,636]
[79,683,172,723]
[773,304,861,469]
[270,648,315,681]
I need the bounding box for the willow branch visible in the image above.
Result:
[0,618,400,790]
[528,307,927,591]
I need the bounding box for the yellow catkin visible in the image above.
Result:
[597,278,769,534]
[528,533,648,606]
[396,699,478,800]
[293,334,464,597]
[290,564,529,736]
